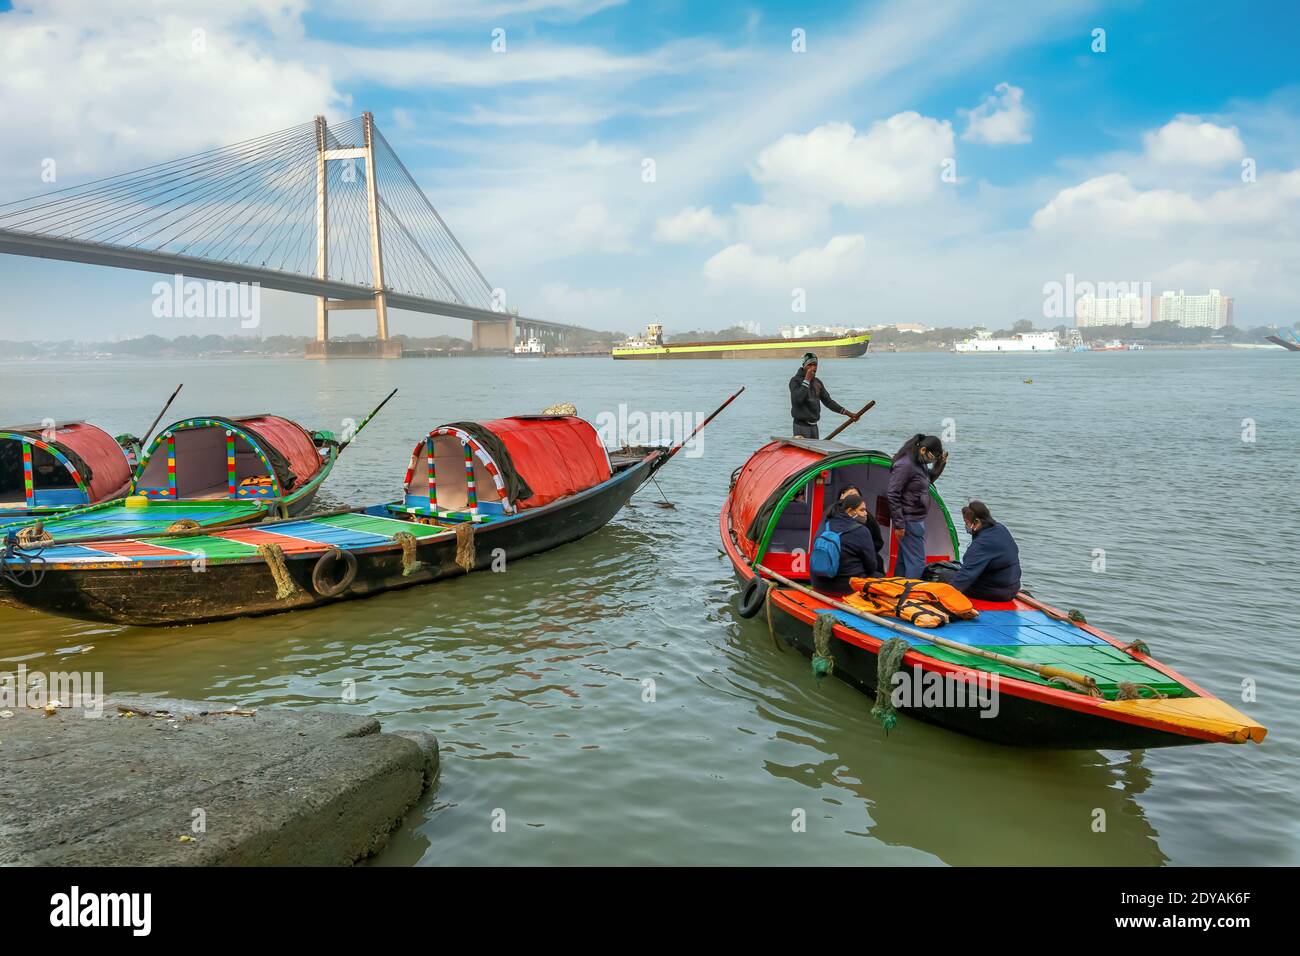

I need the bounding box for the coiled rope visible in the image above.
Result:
[811,613,835,677]
[1115,681,1167,700]
[870,637,910,734]
[393,531,424,576]
[454,523,475,572]
[166,519,201,533]
[1,532,46,589]
[256,542,299,599]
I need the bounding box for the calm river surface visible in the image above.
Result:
[1,349,1296,866]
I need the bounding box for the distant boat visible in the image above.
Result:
[613,323,869,360]
[513,336,545,355]
[953,330,1057,353]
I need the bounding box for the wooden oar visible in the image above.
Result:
[338,387,398,453]
[755,565,1101,696]
[649,386,745,474]
[824,399,875,441]
[141,383,184,442]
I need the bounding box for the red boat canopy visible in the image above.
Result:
[403,416,612,515]
[0,420,132,507]
[727,437,960,575]
[728,440,825,561]
[133,414,323,500]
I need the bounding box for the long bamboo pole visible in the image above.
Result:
[824,399,875,441]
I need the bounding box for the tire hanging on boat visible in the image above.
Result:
[737,576,768,618]
[311,547,357,597]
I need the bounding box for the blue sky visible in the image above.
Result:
[1,0,1297,340]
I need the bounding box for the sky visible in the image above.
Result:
[0,0,1297,341]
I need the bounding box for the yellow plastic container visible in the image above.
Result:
[124,495,149,509]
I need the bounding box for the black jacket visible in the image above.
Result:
[887,454,934,524]
[950,520,1021,601]
[811,512,882,594]
[789,370,848,424]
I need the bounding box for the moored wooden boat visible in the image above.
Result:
[0,398,739,625]
[1,413,341,541]
[720,437,1266,749]
[0,421,139,522]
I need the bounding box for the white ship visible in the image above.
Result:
[513,336,546,355]
[953,330,1058,353]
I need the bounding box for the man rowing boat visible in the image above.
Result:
[788,352,856,439]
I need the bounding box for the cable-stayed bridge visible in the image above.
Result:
[0,113,592,355]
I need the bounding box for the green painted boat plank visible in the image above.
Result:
[911,643,1186,698]
[156,535,261,560]
[318,512,448,538]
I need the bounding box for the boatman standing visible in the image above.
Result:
[789,352,854,439]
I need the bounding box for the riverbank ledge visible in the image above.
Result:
[0,697,437,865]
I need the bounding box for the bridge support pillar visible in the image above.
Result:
[472,316,515,352]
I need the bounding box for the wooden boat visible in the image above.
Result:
[0,413,340,541]
[720,436,1266,749]
[0,396,740,625]
[0,421,139,522]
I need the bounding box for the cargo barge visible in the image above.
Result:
[612,324,869,360]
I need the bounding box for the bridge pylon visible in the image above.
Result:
[313,112,391,355]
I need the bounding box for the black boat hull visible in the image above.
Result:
[4,457,655,627]
[733,566,1201,750]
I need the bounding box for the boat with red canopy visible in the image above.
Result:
[720,436,1266,749]
[0,395,740,626]
[1,413,340,542]
[0,421,137,521]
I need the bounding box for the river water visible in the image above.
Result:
[1,349,1296,866]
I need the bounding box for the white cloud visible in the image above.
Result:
[315,37,748,90]
[732,203,829,246]
[1143,114,1245,167]
[1031,169,1300,234]
[535,281,625,321]
[703,235,867,288]
[315,0,623,23]
[653,206,728,243]
[751,114,954,207]
[961,82,1031,145]
[554,201,632,251]
[0,1,345,189]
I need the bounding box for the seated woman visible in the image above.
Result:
[941,500,1021,601]
[810,493,883,596]
[836,483,883,559]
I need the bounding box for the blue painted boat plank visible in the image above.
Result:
[824,608,1106,648]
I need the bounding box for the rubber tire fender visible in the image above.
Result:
[312,547,358,597]
[737,575,769,619]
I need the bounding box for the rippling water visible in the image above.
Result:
[1,349,1296,865]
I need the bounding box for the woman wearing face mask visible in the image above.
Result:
[940,500,1021,601]
[887,434,947,578]
[810,493,882,596]
[831,483,883,559]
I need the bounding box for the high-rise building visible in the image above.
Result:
[1075,294,1146,327]
[1151,289,1233,329]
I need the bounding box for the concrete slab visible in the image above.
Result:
[0,697,438,866]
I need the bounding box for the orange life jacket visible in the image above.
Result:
[846,576,979,628]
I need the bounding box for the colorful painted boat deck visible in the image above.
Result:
[822,602,1189,700]
[0,500,268,538]
[20,508,460,567]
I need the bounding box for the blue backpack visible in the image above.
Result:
[810,526,843,577]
